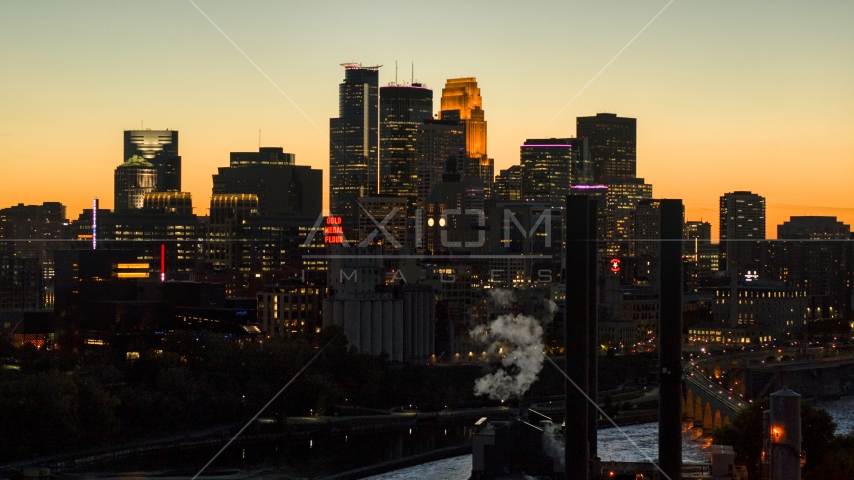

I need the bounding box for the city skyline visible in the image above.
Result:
[1,1,853,239]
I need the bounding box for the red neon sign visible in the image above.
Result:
[160,244,166,282]
[324,216,344,244]
[609,257,621,273]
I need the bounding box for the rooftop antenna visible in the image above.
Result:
[259,129,261,149]
[395,60,398,85]
[411,61,414,84]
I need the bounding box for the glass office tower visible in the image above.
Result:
[519,138,593,205]
[124,130,181,192]
[576,113,636,183]
[330,63,380,234]
[114,155,158,211]
[379,84,433,197]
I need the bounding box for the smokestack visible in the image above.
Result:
[658,199,683,479]
[770,389,801,480]
[587,199,599,461]
[565,195,591,478]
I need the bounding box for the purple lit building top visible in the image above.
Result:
[520,144,574,148]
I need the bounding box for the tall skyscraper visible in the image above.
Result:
[114,155,158,211]
[330,63,380,232]
[604,178,653,258]
[415,118,465,244]
[124,130,181,192]
[576,113,637,183]
[439,77,493,198]
[719,191,766,277]
[519,138,593,204]
[379,84,433,197]
[439,78,486,159]
[212,147,322,218]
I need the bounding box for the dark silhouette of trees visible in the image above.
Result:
[712,396,845,479]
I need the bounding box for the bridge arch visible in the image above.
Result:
[724,415,731,426]
[703,402,713,430]
[714,410,722,429]
[685,389,694,420]
[694,395,703,427]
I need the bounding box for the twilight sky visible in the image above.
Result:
[1,0,852,239]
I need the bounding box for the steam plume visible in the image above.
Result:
[541,422,565,468]
[471,289,546,401]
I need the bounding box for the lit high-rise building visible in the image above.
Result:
[0,202,68,308]
[775,216,850,319]
[494,165,523,201]
[439,78,486,159]
[416,119,465,211]
[439,77,493,198]
[519,138,593,204]
[114,155,158,211]
[719,191,766,277]
[212,147,322,218]
[379,84,433,197]
[330,63,380,232]
[143,192,193,215]
[634,199,685,287]
[0,202,68,281]
[604,179,653,258]
[124,130,181,192]
[207,148,324,287]
[576,113,636,183]
[684,221,712,244]
[683,220,718,290]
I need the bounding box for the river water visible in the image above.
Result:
[68,397,854,479]
[364,396,854,480]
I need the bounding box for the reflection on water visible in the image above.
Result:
[598,422,712,463]
[363,455,473,480]
[366,422,708,480]
[814,396,854,435]
[74,397,854,479]
[368,396,854,479]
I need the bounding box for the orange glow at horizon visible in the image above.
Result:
[0,2,852,240]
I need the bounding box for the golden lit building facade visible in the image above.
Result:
[439,77,487,159]
[439,77,494,198]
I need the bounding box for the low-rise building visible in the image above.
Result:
[708,281,808,343]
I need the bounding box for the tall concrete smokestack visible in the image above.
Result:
[565,195,591,478]
[770,389,801,480]
[587,199,599,462]
[658,199,683,480]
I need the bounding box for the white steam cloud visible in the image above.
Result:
[471,289,548,401]
[541,421,565,469]
[489,288,517,307]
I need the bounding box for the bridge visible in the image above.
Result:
[682,347,854,430]
[683,364,744,429]
[742,354,854,399]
